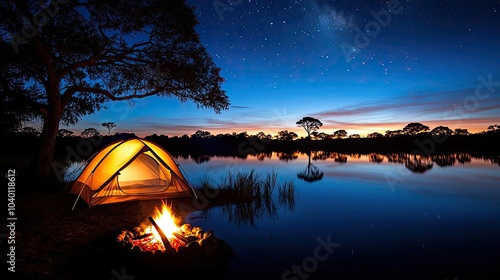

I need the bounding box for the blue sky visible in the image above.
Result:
[64,0,500,137]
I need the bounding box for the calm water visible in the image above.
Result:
[173,152,500,280]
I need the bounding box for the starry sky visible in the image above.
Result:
[65,0,500,138]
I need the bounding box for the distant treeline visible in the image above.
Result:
[4,130,499,162]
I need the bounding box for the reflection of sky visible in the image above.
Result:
[178,152,500,278]
[63,1,500,138]
[177,153,500,203]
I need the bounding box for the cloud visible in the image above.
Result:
[230,105,251,109]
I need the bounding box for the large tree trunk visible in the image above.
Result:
[35,86,62,181]
[35,115,60,180]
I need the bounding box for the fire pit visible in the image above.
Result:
[116,202,232,258]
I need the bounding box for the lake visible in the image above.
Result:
[171,152,500,280]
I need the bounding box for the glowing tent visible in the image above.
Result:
[70,138,195,209]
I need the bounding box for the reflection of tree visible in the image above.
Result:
[256,152,272,161]
[192,155,211,164]
[404,155,433,173]
[432,154,456,167]
[386,153,433,173]
[369,153,384,163]
[333,153,347,163]
[277,151,298,162]
[456,153,472,165]
[490,156,500,167]
[297,152,324,183]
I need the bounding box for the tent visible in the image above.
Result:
[70,138,196,209]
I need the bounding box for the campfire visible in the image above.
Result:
[116,202,225,256]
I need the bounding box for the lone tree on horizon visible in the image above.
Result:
[296,116,323,139]
[1,0,230,179]
[102,122,116,135]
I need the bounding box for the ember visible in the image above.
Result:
[116,202,226,257]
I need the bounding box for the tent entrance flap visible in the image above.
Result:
[69,138,195,208]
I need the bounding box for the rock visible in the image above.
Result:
[180,223,192,234]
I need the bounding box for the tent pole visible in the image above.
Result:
[71,184,86,211]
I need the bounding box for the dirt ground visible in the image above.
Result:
[6,187,235,280]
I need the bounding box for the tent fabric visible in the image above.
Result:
[70,138,194,208]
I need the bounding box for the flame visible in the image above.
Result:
[148,201,180,239]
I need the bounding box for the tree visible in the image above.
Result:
[348,134,360,138]
[192,130,211,138]
[385,130,403,137]
[430,126,454,136]
[296,116,322,139]
[1,1,229,179]
[276,130,298,141]
[19,126,41,136]
[0,82,33,133]
[332,129,347,139]
[454,128,470,136]
[255,132,272,139]
[402,123,430,135]
[314,132,330,140]
[102,122,116,135]
[81,128,100,138]
[367,132,383,138]
[487,124,500,132]
[58,129,73,138]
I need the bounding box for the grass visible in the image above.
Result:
[198,169,296,227]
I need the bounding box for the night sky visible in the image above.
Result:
[66,0,500,137]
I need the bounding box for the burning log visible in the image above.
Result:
[172,232,190,245]
[148,216,175,253]
[132,232,154,240]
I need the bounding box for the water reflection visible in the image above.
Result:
[386,153,434,173]
[195,171,296,228]
[369,153,384,163]
[297,151,324,183]
[310,151,348,163]
[276,151,298,162]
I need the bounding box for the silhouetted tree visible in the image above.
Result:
[58,129,73,138]
[255,132,272,139]
[1,1,229,179]
[0,81,33,133]
[296,116,322,139]
[402,123,430,135]
[430,126,454,136]
[487,124,500,132]
[192,130,211,138]
[315,132,330,140]
[102,122,116,135]
[367,132,384,138]
[81,128,100,138]
[454,128,470,136]
[19,126,41,136]
[349,134,361,138]
[332,129,347,139]
[385,130,403,137]
[276,130,298,141]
